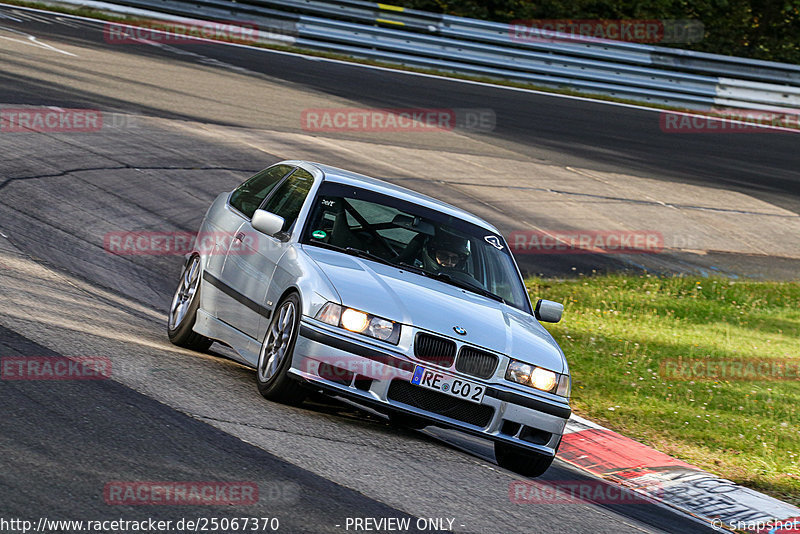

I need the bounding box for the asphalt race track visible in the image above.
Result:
[1,6,796,533]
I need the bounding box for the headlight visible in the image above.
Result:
[506,358,569,397]
[341,308,368,332]
[367,317,395,341]
[316,303,401,344]
[506,361,533,384]
[531,367,557,392]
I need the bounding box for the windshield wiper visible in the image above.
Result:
[398,262,506,304]
[307,241,397,268]
[397,261,428,275]
[344,247,395,266]
[434,273,506,304]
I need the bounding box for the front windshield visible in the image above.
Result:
[301,181,531,312]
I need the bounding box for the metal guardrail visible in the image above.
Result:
[50,0,800,111]
[263,0,800,85]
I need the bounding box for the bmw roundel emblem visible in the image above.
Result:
[453,326,467,336]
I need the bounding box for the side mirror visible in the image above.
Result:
[534,299,563,323]
[251,209,284,236]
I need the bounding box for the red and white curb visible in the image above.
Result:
[559,415,800,532]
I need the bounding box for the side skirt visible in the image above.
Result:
[194,309,261,367]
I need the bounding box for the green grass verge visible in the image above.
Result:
[527,274,800,505]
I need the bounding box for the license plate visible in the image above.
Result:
[410,365,485,404]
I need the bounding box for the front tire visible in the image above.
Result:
[167,254,212,351]
[256,293,307,405]
[495,442,555,478]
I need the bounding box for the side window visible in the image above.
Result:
[261,168,315,233]
[229,164,294,218]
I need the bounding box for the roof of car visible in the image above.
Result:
[291,161,500,234]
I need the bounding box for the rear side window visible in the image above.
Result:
[261,168,315,233]
[229,164,294,218]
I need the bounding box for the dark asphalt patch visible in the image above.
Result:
[0,324,429,533]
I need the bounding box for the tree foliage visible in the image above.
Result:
[394,0,800,64]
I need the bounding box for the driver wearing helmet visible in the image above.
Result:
[422,230,471,272]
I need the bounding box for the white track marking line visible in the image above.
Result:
[2,2,798,133]
[0,24,77,55]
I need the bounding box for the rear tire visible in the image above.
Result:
[255,293,307,405]
[495,442,554,478]
[167,255,213,351]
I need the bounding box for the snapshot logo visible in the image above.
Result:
[1,108,102,133]
[509,480,661,504]
[509,230,664,255]
[103,20,259,44]
[104,481,258,505]
[103,231,259,256]
[660,358,800,382]
[660,109,800,133]
[1,356,111,380]
[713,517,800,533]
[749,517,800,533]
[300,108,496,133]
[509,19,704,44]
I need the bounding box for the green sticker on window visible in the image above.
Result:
[312,230,327,239]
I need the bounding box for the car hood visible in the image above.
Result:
[302,246,566,373]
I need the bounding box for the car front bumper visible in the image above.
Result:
[289,319,570,457]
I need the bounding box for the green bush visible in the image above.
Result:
[392,0,800,64]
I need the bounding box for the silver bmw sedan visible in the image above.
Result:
[168,160,571,477]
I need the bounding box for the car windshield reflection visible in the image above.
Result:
[301,183,529,311]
